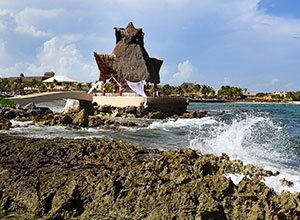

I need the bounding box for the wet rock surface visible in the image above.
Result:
[1,103,208,130]
[0,135,299,219]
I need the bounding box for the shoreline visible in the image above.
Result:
[0,135,299,219]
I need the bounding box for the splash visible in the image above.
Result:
[189,112,300,193]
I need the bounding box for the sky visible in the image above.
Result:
[0,0,300,92]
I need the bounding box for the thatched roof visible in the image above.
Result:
[94,22,163,84]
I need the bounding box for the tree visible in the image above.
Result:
[217,85,242,99]
[76,83,82,90]
[201,85,215,98]
[161,84,173,96]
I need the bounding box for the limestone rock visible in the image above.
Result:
[63,99,80,114]
[0,136,299,219]
[72,109,89,127]
[0,116,11,130]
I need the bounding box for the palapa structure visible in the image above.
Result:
[94,22,163,96]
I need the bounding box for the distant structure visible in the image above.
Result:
[1,72,55,82]
[94,22,163,96]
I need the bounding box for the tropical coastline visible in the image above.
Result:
[1,1,300,218]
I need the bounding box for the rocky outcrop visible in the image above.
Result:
[0,135,299,219]
[0,104,52,121]
[94,104,207,120]
[0,116,11,130]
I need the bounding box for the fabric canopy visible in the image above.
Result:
[126,80,148,108]
[43,75,77,83]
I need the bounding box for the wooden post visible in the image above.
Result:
[119,80,123,96]
[102,78,106,96]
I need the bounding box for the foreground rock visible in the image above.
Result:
[0,116,11,130]
[0,135,299,219]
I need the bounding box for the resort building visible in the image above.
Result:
[93,22,163,96]
[1,72,55,82]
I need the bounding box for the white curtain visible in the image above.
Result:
[126,80,148,108]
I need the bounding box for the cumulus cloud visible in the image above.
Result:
[0,8,63,37]
[0,36,98,81]
[14,25,51,37]
[171,60,194,83]
[28,36,98,80]
[13,8,63,37]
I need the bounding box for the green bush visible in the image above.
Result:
[0,96,16,107]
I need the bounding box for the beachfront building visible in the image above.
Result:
[93,22,163,97]
[1,72,55,82]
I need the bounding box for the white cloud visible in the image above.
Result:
[14,25,51,37]
[171,60,193,83]
[13,8,63,37]
[0,36,99,81]
[29,36,98,80]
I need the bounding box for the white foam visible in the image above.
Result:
[225,173,244,185]
[148,117,218,131]
[10,120,33,128]
[189,113,300,193]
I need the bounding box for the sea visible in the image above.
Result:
[3,101,300,194]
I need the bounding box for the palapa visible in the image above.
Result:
[94,22,163,84]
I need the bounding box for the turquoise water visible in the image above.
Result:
[5,101,300,193]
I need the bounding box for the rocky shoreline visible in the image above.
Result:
[0,135,300,219]
[0,103,207,130]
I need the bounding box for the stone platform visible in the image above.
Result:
[93,96,188,114]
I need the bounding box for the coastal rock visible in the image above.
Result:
[63,99,80,114]
[182,110,207,119]
[125,106,137,114]
[147,111,167,119]
[0,116,11,130]
[0,135,298,219]
[280,178,294,187]
[23,102,36,110]
[97,105,112,113]
[72,109,89,127]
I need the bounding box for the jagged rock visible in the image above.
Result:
[125,106,137,114]
[280,178,294,187]
[97,105,112,113]
[0,116,11,130]
[3,109,18,119]
[0,136,299,219]
[147,111,167,119]
[60,115,73,125]
[89,116,104,127]
[73,109,89,127]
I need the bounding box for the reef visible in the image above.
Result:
[0,135,300,219]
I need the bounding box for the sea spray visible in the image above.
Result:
[188,111,300,193]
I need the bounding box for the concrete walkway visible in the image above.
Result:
[10,91,93,106]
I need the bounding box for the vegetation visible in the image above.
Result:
[158,83,247,100]
[0,96,15,107]
[217,86,243,99]
[286,91,300,101]
[0,78,93,95]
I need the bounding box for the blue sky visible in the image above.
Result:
[0,0,299,92]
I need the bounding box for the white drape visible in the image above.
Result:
[126,80,148,108]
